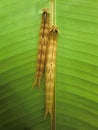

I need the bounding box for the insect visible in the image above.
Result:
[33,9,49,90]
[44,25,58,120]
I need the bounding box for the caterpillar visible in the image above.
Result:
[33,9,49,90]
[44,25,58,120]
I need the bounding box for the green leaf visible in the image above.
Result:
[56,0,98,130]
[0,0,98,130]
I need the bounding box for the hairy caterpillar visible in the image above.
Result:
[33,9,49,90]
[44,25,58,120]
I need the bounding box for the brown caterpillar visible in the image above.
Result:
[33,9,49,90]
[44,25,58,120]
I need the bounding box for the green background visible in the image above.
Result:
[0,0,98,130]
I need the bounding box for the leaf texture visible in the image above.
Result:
[56,0,98,130]
[0,0,98,130]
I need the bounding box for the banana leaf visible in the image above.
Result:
[0,0,98,130]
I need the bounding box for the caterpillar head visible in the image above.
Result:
[49,25,58,33]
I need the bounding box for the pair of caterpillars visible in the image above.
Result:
[33,9,58,120]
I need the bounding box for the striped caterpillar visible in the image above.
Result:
[33,9,49,90]
[44,25,58,120]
